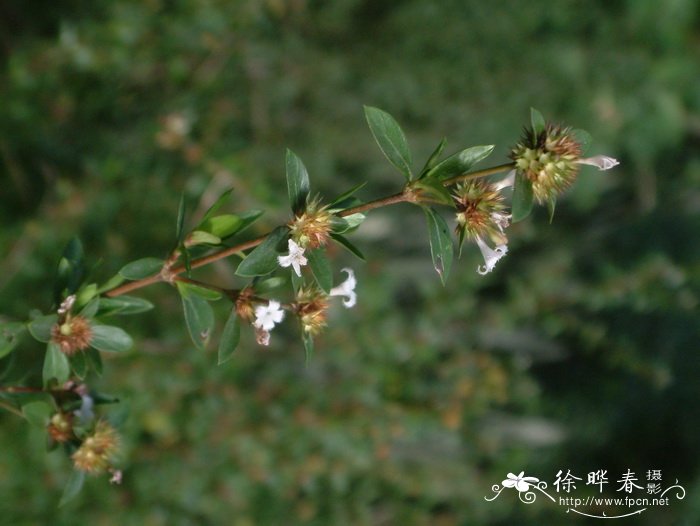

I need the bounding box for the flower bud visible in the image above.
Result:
[72,421,121,475]
[295,288,329,336]
[51,315,93,356]
[510,124,582,203]
[47,412,74,443]
[289,197,333,249]
[453,181,509,247]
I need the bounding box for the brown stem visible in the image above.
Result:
[105,163,513,298]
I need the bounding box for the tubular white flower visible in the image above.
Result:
[475,236,508,275]
[73,394,94,425]
[577,155,619,171]
[278,239,308,277]
[329,268,357,308]
[493,169,516,191]
[253,300,285,331]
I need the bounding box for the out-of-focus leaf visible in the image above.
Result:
[330,233,366,261]
[286,149,311,215]
[86,347,102,376]
[43,342,70,386]
[98,296,154,316]
[71,351,88,379]
[530,107,546,136]
[176,193,186,242]
[303,331,314,365]
[424,207,453,285]
[201,188,233,222]
[307,249,333,293]
[512,172,534,223]
[253,277,287,294]
[75,284,98,309]
[178,282,222,301]
[547,197,557,223]
[177,282,215,350]
[235,226,288,277]
[28,314,57,343]
[186,230,222,246]
[59,470,85,507]
[119,258,163,280]
[0,322,25,359]
[218,310,240,364]
[197,214,243,239]
[364,106,413,180]
[90,325,133,353]
[328,182,367,209]
[22,400,53,428]
[572,128,592,154]
[54,237,85,303]
[78,297,100,319]
[425,145,495,180]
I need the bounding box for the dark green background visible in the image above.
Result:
[1,1,699,524]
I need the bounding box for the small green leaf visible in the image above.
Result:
[70,351,88,379]
[572,128,592,154]
[43,342,70,386]
[22,400,53,428]
[0,322,25,359]
[217,311,240,364]
[201,188,233,222]
[98,296,154,316]
[54,237,85,303]
[330,233,366,261]
[423,207,453,285]
[197,214,243,239]
[235,227,289,277]
[253,277,287,294]
[303,331,314,365]
[425,145,495,180]
[307,249,333,293]
[286,149,311,215]
[186,230,222,246]
[512,172,534,223]
[328,182,368,209]
[330,213,366,234]
[86,347,103,376]
[75,283,98,309]
[530,107,546,136]
[177,282,215,350]
[233,209,265,236]
[59,470,86,507]
[419,137,447,177]
[79,297,100,319]
[414,179,454,206]
[364,106,413,180]
[547,197,557,224]
[90,325,133,353]
[96,273,125,294]
[179,282,222,301]
[119,258,164,280]
[176,193,186,242]
[28,314,57,343]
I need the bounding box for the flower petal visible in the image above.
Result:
[476,237,508,275]
[577,155,619,171]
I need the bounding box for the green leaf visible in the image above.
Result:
[303,332,314,365]
[86,347,103,376]
[253,276,287,294]
[119,258,163,280]
[217,311,240,364]
[179,282,222,301]
[90,325,133,353]
[176,193,186,242]
[201,188,233,222]
[364,106,413,180]
[530,107,546,136]
[0,322,25,359]
[235,226,289,277]
[330,233,366,261]
[59,470,85,507]
[98,296,154,316]
[70,351,88,379]
[572,128,592,154]
[423,207,453,285]
[79,297,100,319]
[414,179,454,206]
[177,282,215,350]
[330,213,366,234]
[233,209,265,236]
[512,172,534,223]
[186,230,222,246]
[96,273,125,294]
[425,145,495,180]
[328,182,367,209]
[43,342,70,386]
[547,197,557,224]
[28,314,57,343]
[286,149,311,215]
[197,214,243,239]
[54,237,85,302]
[419,137,447,177]
[75,283,98,309]
[307,249,333,293]
[22,400,53,428]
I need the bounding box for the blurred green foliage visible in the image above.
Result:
[1,0,699,524]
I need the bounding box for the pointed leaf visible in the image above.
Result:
[70,351,88,379]
[330,233,366,261]
[307,249,333,293]
[530,107,546,136]
[98,296,154,316]
[423,207,453,285]
[59,470,86,507]
[197,214,243,239]
[330,213,366,234]
[547,197,556,224]
[186,230,222,246]
[286,149,311,215]
[512,172,534,223]
[43,342,70,386]
[364,106,413,180]
[28,314,57,343]
[119,258,163,280]
[201,188,233,222]
[235,226,289,277]
[253,277,287,294]
[0,321,25,359]
[572,128,592,154]
[22,400,53,428]
[90,325,133,353]
[425,145,495,180]
[419,137,448,178]
[78,297,100,319]
[217,311,240,364]
[176,193,186,242]
[75,284,98,309]
[179,282,222,301]
[177,282,215,350]
[86,347,103,376]
[54,237,85,302]
[233,209,265,236]
[328,182,367,209]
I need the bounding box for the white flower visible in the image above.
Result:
[491,211,511,233]
[329,268,357,308]
[109,469,123,485]
[502,471,539,493]
[475,236,508,275]
[577,155,619,171]
[278,239,308,277]
[254,300,285,331]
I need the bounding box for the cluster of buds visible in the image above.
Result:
[294,287,330,336]
[510,123,619,204]
[51,295,93,356]
[288,197,334,250]
[71,420,122,476]
[47,412,74,443]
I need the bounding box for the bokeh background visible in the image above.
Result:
[1,1,699,524]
